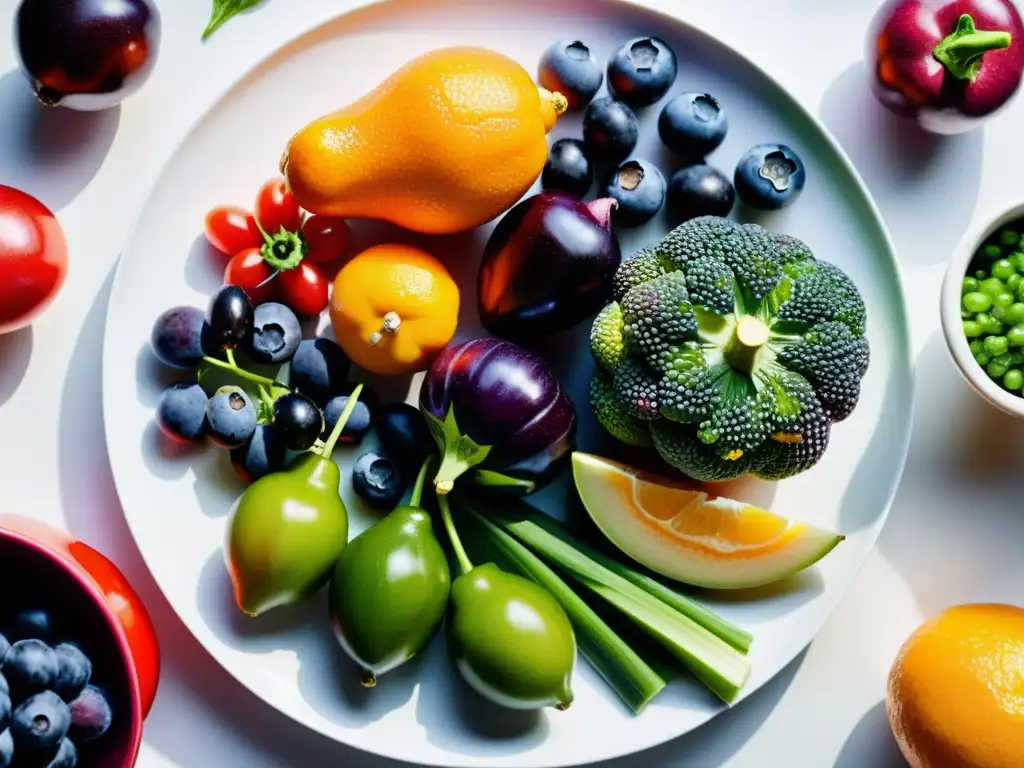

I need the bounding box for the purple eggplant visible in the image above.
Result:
[14,0,161,111]
[477,191,621,339]
[420,338,576,496]
[867,0,1024,134]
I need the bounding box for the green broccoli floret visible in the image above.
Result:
[590,215,870,483]
[613,247,665,301]
[590,302,625,372]
[590,372,651,447]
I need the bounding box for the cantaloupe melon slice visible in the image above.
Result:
[572,452,843,589]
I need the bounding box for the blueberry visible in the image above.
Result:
[4,641,57,702]
[52,645,90,704]
[0,688,8,733]
[376,403,432,470]
[607,36,677,107]
[68,685,112,743]
[604,159,666,227]
[206,285,254,350]
[352,449,407,510]
[658,93,728,160]
[0,674,7,699]
[288,338,351,406]
[272,392,324,452]
[541,139,593,199]
[734,143,806,210]
[230,424,287,484]
[5,611,55,646]
[667,164,736,223]
[0,730,11,768]
[323,395,374,446]
[247,302,302,365]
[583,97,639,162]
[156,382,208,443]
[538,40,603,110]
[46,738,77,767]
[0,634,10,665]
[150,306,213,370]
[11,691,70,754]
[205,386,257,449]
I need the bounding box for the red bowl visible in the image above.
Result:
[0,515,160,766]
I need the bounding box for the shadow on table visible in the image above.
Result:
[0,69,120,211]
[818,61,984,268]
[0,326,32,408]
[834,701,905,768]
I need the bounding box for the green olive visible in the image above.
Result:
[447,563,575,710]
[328,505,450,685]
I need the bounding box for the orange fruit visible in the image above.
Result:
[887,603,1024,768]
[571,453,843,589]
[329,243,459,375]
[281,46,567,235]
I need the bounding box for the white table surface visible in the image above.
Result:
[1,0,1020,765]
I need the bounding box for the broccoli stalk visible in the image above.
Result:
[723,316,770,374]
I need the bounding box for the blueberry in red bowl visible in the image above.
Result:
[607,36,677,107]
[659,93,728,160]
[10,690,70,755]
[667,164,736,223]
[542,139,593,199]
[538,40,603,110]
[583,97,639,162]
[604,159,666,227]
[734,143,806,210]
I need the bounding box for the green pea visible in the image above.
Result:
[1005,369,1024,391]
[977,269,990,280]
[963,291,992,312]
[963,320,983,337]
[1008,325,1024,347]
[1012,351,1024,364]
[994,292,1015,309]
[984,335,1009,356]
[963,276,980,294]
[980,278,1005,296]
[976,351,992,366]
[1006,303,1024,324]
[993,306,1007,322]
[1008,273,1021,291]
[985,244,1003,260]
[1012,252,1024,272]
[992,260,1015,280]
[1002,230,1020,247]
[988,359,1011,378]
[978,313,1003,334]
[970,339,985,356]
[997,353,1013,366]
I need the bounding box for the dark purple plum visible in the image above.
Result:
[230,425,287,484]
[156,382,208,443]
[478,191,621,338]
[606,36,677,107]
[3,640,57,702]
[323,395,373,446]
[352,450,407,510]
[68,685,111,743]
[583,97,639,162]
[542,139,593,199]
[420,338,577,495]
[288,338,351,406]
[658,93,729,159]
[538,40,603,110]
[205,386,257,449]
[272,392,324,452]
[150,306,212,370]
[10,691,69,754]
[53,644,91,703]
[14,0,161,111]
[667,164,736,222]
[604,159,666,227]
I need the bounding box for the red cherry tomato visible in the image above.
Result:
[224,248,277,305]
[205,206,262,255]
[278,261,329,316]
[301,215,351,264]
[0,186,68,334]
[255,178,302,236]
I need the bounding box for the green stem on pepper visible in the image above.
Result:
[934,14,1012,81]
[437,494,473,576]
[320,384,363,461]
[408,456,433,509]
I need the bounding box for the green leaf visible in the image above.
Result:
[203,0,265,40]
[472,469,536,494]
[423,407,492,494]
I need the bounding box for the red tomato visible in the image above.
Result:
[224,248,278,305]
[0,186,68,334]
[205,206,262,255]
[301,215,351,264]
[278,261,329,316]
[255,178,302,236]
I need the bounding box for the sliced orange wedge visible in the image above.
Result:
[572,452,843,589]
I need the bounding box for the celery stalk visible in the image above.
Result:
[456,504,667,714]
[463,498,751,705]
[483,496,752,654]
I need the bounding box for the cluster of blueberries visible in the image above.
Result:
[0,610,114,768]
[537,36,806,225]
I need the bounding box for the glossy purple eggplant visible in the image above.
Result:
[14,0,161,111]
[478,191,621,339]
[420,338,576,496]
[867,0,1024,134]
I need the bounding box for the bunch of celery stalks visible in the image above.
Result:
[454,493,752,713]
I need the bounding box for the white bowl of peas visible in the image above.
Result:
[942,203,1024,416]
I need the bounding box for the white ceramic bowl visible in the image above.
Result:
[941,202,1024,417]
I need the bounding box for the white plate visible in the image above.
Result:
[102,1,913,766]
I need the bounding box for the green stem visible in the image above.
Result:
[722,316,769,374]
[437,495,473,575]
[321,384,362,461]
[258,384,274,411]
[933,14,1012,81]
[408,455,433,508]
[202,355,284,389]
[225,348,237,367]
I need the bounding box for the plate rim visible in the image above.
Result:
[101,1,915,765]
